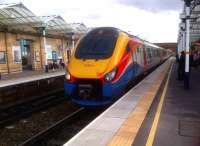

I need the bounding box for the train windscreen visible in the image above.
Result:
[75,28,119,59]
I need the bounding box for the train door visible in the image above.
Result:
[144,46,151,69]
[137,47,143,74]
[139,46,145,66]
[130,43,138,77]
[133,47,141,76]
[146,47,151,65]
[125,43,134,81]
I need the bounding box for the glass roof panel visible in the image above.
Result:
[0,3,87,37]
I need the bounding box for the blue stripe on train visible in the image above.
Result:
[64,81,77,95]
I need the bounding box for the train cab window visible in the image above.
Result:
[75,28,119,59]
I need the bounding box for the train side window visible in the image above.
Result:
[154,49,156,57]
[133,49,137,62]
[147,48,151,57]
[155,49,157,56]
[156,50,158,57]
[137,48,140,53]
[150,48,152,58]
[134,52,137,62]
[159,50,161,57]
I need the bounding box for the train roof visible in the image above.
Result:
[89,27,166,50]
[89,27,120,33]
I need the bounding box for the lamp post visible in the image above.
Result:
[41,15,58,73]
[184,0,192,89]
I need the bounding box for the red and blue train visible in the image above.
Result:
[64,27,171,107]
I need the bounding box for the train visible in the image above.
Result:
[64,27,172,107]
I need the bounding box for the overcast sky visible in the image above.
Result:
[6,0,183,43]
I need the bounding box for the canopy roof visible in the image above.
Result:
[178,0,200,43]
[0,3,87,37]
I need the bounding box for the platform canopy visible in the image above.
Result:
[0,3,87,37]
[189,4,200,43]
[179,0,200,44]
[69,23,88,34]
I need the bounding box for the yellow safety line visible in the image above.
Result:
[145,63,173,146]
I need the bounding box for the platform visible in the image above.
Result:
[63,58,173,146]
[0,70,65,88]
[133,61,200,146]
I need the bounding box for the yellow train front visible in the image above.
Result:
[64,27,168,107]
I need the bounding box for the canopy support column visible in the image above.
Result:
[42,28,48,73]
[184,1,191,89]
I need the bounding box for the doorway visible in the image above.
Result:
[20,40,32,70]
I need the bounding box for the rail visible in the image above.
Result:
[19,107,85,146]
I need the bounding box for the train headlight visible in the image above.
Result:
[65,69,71,80]
[105,68,117,82]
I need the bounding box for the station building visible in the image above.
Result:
[0,3,87,74]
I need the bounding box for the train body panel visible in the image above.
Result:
[64,27,172,107]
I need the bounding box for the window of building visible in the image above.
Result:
[52,51,58,61]
[12,46,22,64]
[0,51,6,64]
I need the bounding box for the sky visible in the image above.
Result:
[5,0,183,43]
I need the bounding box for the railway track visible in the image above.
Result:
[17,107,105,146]
[0,91,67,128]
[19,107,85,146]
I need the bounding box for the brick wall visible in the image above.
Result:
[154,43,177,52]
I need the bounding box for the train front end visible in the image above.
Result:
[64,27,129,107]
